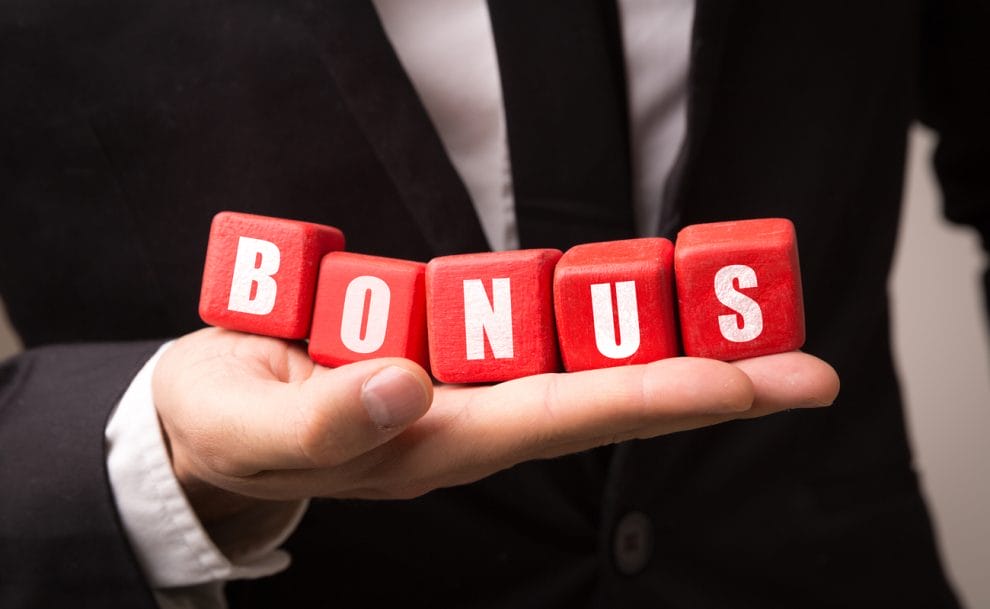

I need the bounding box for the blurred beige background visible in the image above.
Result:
[0,125,987,605]
[891,126,990,608]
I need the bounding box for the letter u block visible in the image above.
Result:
[674,218,804,360]
[199,211,344,339]
[426,249,562,383]
[554,238,678,372]
[308,252,429,369]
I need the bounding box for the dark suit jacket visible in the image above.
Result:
[1,1,987,607]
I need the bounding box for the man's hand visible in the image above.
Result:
[153,327,839,521]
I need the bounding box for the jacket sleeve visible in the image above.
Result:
[0,341,162,608]
[918,0,990,312]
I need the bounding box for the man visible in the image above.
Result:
[0,1,984,607]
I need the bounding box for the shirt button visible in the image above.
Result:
[612,511,654,575]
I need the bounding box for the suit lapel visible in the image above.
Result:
[659,0,739,237]
[291,0,490,256]
[279,0,736,253]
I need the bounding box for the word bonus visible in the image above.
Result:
[200,212,804,382]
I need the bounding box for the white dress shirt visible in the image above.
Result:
[106,1,694,607]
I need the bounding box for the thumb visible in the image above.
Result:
[163,352,433,478]
[292,359,434,469]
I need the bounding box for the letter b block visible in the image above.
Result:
[308,252,429,369]
[674,218,805,360]
[199,211,344,339]
[426,249,562,383]
[554,238,679,372]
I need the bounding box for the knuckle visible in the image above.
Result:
[291,393,346,468]
[293,422,335,467]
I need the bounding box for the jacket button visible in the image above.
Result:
[612,511,654,575]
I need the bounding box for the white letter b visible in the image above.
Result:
[228,236,280,315]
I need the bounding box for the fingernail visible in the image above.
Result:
[361,366,429,429]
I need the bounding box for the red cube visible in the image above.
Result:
[308,252,429,369]
[199,211,344,339]
[674,218,805,360]
[426,249,562,383]
[554,238,679,372]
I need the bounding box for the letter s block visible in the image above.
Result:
[554,238,678,372]
[426,249,562,383]
[199,211,344,339]
[308,252,428,369]
[674,218,805,360]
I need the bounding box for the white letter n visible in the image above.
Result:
[463,278,514,360]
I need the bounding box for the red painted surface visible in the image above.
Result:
[675,218,805,360]
[199,211,344,339]
[308,252,429,369]
[554,238,679,371]
[426,249,562,383]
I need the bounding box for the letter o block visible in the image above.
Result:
[308,252,428,369]
[554,238,678,372]
[675,218,804,360]
[199,211,344,339]
[426,249,562,383]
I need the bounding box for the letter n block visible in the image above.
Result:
[308,252,428,369]
[554,238,678,372]
[426,249,562,383]
[674,218,805,360]
[199,211,344,339]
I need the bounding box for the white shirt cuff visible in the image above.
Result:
[105,341,308,591]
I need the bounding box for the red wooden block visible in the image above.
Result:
[554,238,679,372]
[199,211,344,339]
[308,252,428,369]
[674,218,805,360]
[426,249,562,383]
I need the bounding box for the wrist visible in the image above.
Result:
[163,425,264,526]
[169,445,308,562]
